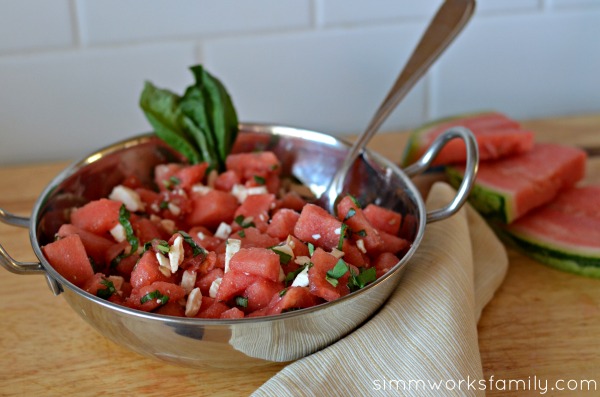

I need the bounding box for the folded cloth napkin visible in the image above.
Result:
[252,182,508,397]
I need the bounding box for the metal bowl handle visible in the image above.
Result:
[0,208,62,295]
[403,126,479,223]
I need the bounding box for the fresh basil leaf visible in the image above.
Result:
[235,296,248,308]
[178,230,206,258]
[253,175,266,185]
[325,259,349,287]
[307,242,315,256]
[270,247,292,265]
[118,204,139,257]
[140,290,169,305]
[139,81,201,164]
[348,267,377,291]
[337,223,348,251]
[97,279,116,300]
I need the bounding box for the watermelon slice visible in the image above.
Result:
[401,111,535,166]
[447,143,587,224]
[498,186,600,278]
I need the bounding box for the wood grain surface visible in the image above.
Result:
[1,114,599,396]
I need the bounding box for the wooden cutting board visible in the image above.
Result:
[0,114,599,396]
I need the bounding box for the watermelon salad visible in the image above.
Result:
[41,151,411,319]
[402,110,599,278]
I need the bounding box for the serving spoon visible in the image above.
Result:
[319,0,476,214]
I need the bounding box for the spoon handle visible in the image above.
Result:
[336,0,476,186]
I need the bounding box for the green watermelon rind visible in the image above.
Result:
[496,227,600,279]
[446,166,514,224]
[400,110,494,167]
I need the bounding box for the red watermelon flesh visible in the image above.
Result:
[447,143,587,224]
[41,234,94,288]
[402,111,534,166]
[500,186,600,278]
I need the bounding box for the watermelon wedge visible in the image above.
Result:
[401,111,535,166]
[446,143,587,224]
[497,186,600,278]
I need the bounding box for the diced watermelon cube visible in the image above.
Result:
[126,281,186,312]
[214,170,241,192]
[308,247,351,301]
[374,252,401,278]
[56,224,114,267]
[266,209,300,240]
[197,267,224,296]
[336,196,383,253]
[220,307,245,319]
[275,191,307,212]
[154,301,186,317]
[133,217,165,246]
[244,278,285,312]
[363,204,402,235]
[377,231,410,255]
[267,287,320,315]
[233,193,275,232]
[70,198,122,235]
[197,300,231,319]
[129,250,175,289]
[225,151,281,182]
[228,247,282,282]
[215,270,260,302]
[294,203,343,251]
[232,227,280,249]
[188,190,239,229]
[42,234,94,288]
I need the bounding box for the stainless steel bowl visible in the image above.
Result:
[0,123,477,369]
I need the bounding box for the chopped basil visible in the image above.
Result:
[97,279,116,300]
[325,259,349,287]
[234,215,255,229]
[253,175,266,185]
[156,242,170,254]
[279,288,288,297]
[142,241,153,253]
[140,290,169,305]
[237,230,246,238]
[235,296,248,308]
[110,252,123,269]
[159,201,169,209]
[307,242,315,256]
[343,208,356,221]
[178,230,206,257]
[118,204,139,257]
[337,223,348,251]
[348,267,377,291]
[270,248,292,265]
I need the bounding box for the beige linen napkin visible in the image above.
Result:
[253,182,508,396]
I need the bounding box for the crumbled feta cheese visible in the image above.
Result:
[295,256,311,266]
[185,288,203,317]
[356,239,367,254]
[155,252,171,276]
[272,244,294,260]
[209,277,222,298]
[334,227,341,235]
[279,266,285,282]
[109,185,145,212]
[214,222,232,240]
[110,224,127,243]
[151,203,160,213]
[224,238,242,273]
[330,248,345,259]
[231,184,268,203]
[291,266,310,287]
[191,184,212,195]
[168,235,184,273]
[286,235,296,249]
[196,231,205,241]
[180,270,197,294]
[311,234,321,240]
[168,203,181,216]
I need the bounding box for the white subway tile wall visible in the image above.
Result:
[0,0,598,164]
